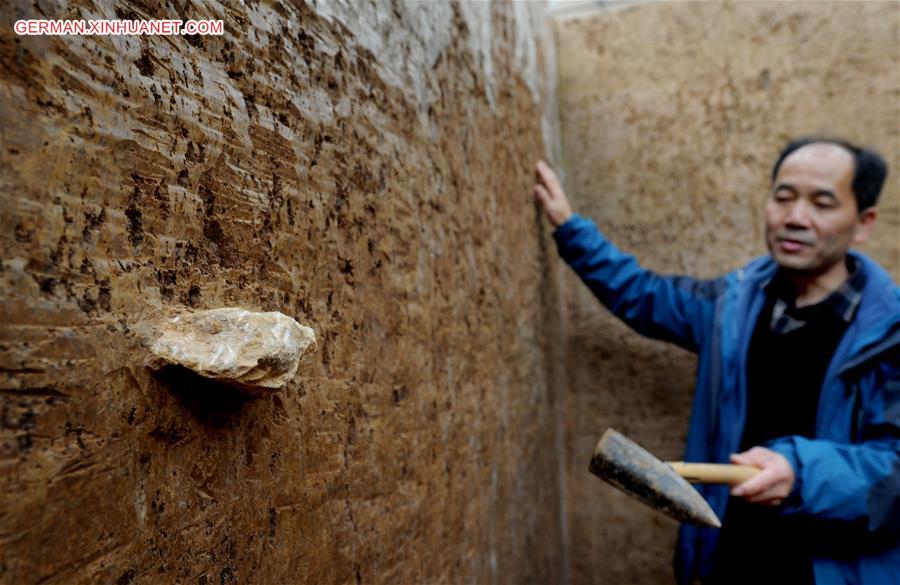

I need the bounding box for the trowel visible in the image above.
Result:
[589,429,759,528]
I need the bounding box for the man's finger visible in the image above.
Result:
[731,467,778,498]
[534,184,551,205]
[729,452,753,465]
[730,447,772,467]
[535,161,562,198]
[746,484,788,505]
[535,160,548,183]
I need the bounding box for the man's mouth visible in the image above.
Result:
[776,236,815,253]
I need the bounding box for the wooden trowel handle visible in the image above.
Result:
[667,462,759,485]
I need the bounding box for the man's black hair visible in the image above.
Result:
[770,136,888,211]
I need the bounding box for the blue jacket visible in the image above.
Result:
[554,214,900,585]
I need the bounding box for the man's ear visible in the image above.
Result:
[853,207,878,244]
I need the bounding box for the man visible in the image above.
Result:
[533,138,899,584]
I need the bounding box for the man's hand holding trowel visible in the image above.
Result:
[727,446,793,506]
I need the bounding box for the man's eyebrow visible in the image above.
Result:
[772,183,798,193]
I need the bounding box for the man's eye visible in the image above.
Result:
[814,198,836,209]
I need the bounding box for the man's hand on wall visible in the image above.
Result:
[729,447,796,507]
[533,161,573,227]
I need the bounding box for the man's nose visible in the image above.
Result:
[784,200,812,227]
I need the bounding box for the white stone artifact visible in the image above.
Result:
[145,308,317,390]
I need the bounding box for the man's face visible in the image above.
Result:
[765,143,873,276]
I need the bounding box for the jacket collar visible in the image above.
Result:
[837,252,900,373]
[741,251,900,370]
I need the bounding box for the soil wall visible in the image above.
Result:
[0,1,567,583]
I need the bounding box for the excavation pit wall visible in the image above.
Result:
[0,2,567,583]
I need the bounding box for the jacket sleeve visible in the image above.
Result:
[767,366,900,538]
[554,214,721,353]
